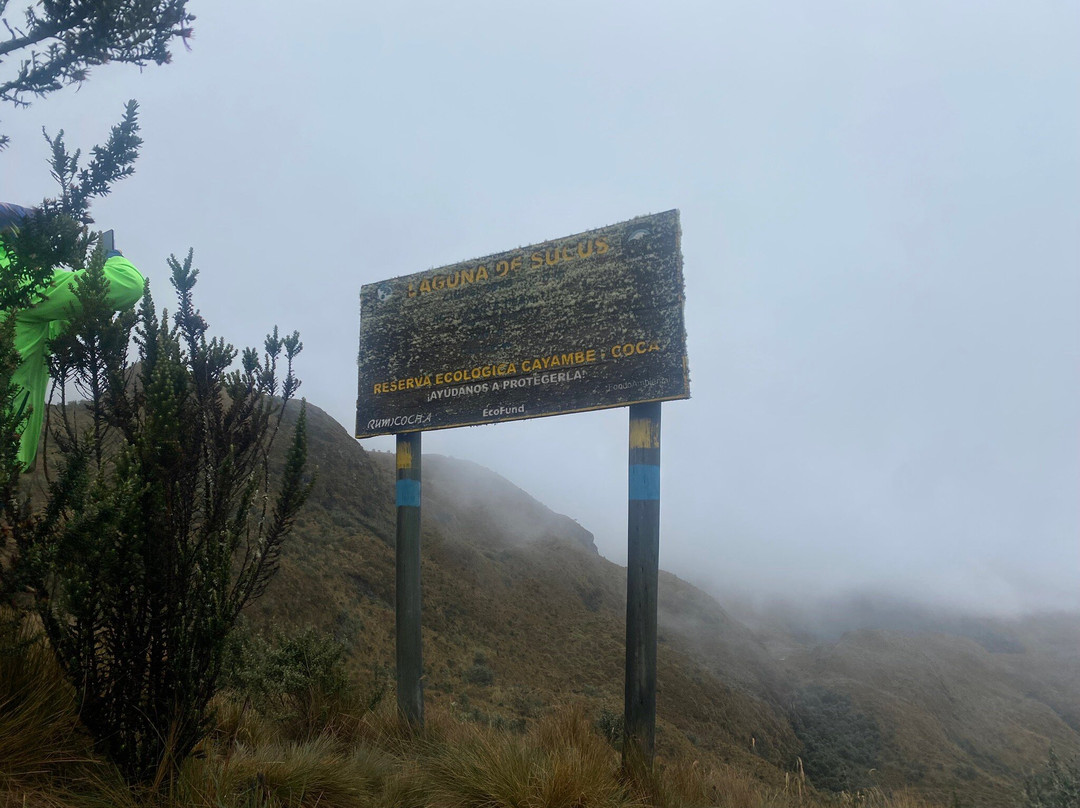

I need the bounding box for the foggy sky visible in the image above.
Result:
[4,1,1077,614]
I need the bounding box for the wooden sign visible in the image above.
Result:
[356,210,689,438]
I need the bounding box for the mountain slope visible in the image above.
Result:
[246,401,1080,805]
[251,403,800,779]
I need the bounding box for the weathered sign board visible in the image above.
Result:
[355,210,688,438]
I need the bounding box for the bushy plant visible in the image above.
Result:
[463,651,496,686]
[0,102,143,546]
[595,707,625,748]
[10,251,311,785]
[224,626,349,711]
[791,686,883,793]
[1019,749,1080,808]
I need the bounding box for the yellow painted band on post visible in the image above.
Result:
[629,418,660,449]
[396,442,413,470]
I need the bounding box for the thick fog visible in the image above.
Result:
[3,2,1076,615]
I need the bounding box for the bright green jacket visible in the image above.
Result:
[0,245,145,469]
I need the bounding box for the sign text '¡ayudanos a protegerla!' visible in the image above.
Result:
[356,210,688,439]
[404,237,610,298]
[371,341,662,396]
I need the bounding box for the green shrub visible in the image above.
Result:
[463,651,495,686]
[594,707,624,748]
[1019,749,1080,808]
[8,251,310,785]
[222,625,350,716]
[791,686,882,793]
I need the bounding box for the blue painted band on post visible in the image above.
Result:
[396,479,421,508]
[629,464,660,501]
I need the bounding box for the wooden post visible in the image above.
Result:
[623,401,661,767]
[395,431,424,727]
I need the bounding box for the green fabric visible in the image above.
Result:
[0,245,145,470]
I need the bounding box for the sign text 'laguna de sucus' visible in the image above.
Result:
[355,210,689,438]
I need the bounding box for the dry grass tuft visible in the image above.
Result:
[175,734,391,808]
[822,787,944,808]
[632,758,766,808]
[0,612,134,807]
[0,617,86,777]
[420,706,625,808]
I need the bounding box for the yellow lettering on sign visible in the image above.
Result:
[611,340,662,358]
[401,233,616,301]
[519,349,599,373]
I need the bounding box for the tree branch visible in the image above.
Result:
[0,19,68,58]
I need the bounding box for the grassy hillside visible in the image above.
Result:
[246,404,801,781]
[8,399,1077,806]
[2,620,944,808]
[770,611,1080,806]
[239,402,1080,805]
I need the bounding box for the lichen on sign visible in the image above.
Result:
[356,210,689,438]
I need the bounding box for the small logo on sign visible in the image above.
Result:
[625,226,653,257]
[377,285,393,302]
